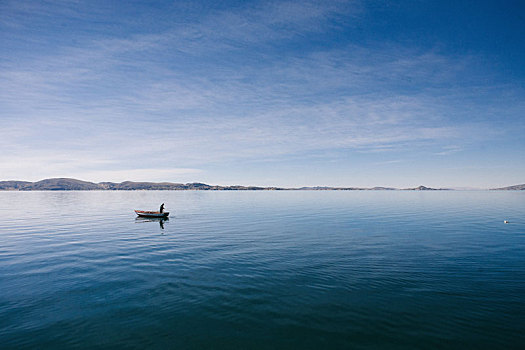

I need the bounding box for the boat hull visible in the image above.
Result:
[134,210,169,218]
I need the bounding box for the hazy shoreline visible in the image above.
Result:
[1,178,523,191]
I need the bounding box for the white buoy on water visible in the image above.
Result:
[504,220,509,224]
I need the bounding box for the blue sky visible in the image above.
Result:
[1,0,524,188]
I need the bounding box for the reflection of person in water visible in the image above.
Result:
[159,203,165,213]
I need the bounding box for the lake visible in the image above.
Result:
[0,191,524,349]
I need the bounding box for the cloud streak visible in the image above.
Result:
[1,0,524,186]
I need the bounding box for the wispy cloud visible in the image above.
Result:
[1,0,524,186]
[434,145,462,156]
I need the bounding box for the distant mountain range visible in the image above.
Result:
[0,178,461,191]
[491,184,525,190]
[0,178,274,191]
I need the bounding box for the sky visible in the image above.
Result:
[1,0,524,188]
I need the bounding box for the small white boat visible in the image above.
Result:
[134,210,169,218]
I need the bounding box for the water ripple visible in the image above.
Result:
[0,191,524,349]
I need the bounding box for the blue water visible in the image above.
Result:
[0,191,524,349]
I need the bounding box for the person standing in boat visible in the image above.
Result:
[159,203,165,213]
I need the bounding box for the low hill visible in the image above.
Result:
[28,178,102,190]
[0,178,101,190]
[0,181,32,190]
[402,185,450,191]
[491,184,525,190]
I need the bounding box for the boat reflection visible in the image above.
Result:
[135,216,169,229]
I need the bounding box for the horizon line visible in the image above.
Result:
[1,177,523,190]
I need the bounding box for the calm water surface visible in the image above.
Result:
[0,191,524,349]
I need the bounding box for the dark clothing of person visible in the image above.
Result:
[160,203,165,213]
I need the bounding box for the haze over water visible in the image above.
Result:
[0,191,524,349]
